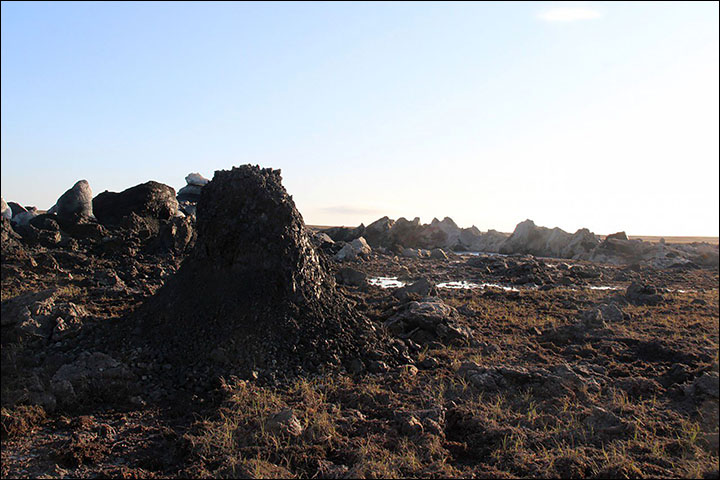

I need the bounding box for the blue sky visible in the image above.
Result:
[2,1,718,236]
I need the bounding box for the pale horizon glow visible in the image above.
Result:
[1,2,718,237]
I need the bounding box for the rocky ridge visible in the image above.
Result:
[322,217,718,268]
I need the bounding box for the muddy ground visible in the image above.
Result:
[1,237,718,478]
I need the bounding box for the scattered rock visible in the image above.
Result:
[312,232,335,246]
[368,360,390,373]
[315,215,716,267]
[580,303,624,326]
[660,363,693,388]
[419,357,440,369]
[688,372,719,399]
[8,202,28,217]
[55,180,94,222]
[401,247,430,259]
[1,217,24,255]
[11,210,40,226]
[585,406,633,436]
[93,270,127,291]
[93,181,178,225]
[316,461,350,479]
[335,267,368,288]
[176,184,203,203]
[430,248,448,260]
[363,216,395,246]
[386,297,471,346]
[0,197,11,220]
[626,282,664,306]
[321,224,366,243]
[606,231,629,241]
[616,376,663,398]
[399,364,419,376]
[393,278,434,302]
[266,409,303,437]
[50,352,135,408]
[458,362,602,398]
[1,288,59,329]
[397,414,424,436]
[388,298,454,330]
[185,172,210,186]
[499,219,599,259]
[29,214,60,232]
[335,237,372,261]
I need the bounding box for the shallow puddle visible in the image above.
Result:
[369,277,521,292]
[478,282,521,292]
[454,251,507,257]
[367,276,700,294]
[436,281,480,289]
[367,276,407,288]
[436,281,521,292]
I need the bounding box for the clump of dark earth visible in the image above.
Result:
[93,181,179,226]
[1,217,24,255]
[626,281,664,305]
[335,267,368,288]
[134,165,392,383]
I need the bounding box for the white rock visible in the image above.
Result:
[0,197,11,220]
[185,172,210,186]
[335,236,372,261]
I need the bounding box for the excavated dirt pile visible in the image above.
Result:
[135,165,390,380]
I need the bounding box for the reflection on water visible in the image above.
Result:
[368,277,520,292]
[367,276,701,294]
[477,283,521,292]
[367,277,407,288]
[436,281,479,289]
[436,281,520,291]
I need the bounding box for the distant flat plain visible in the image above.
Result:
[627,235,719,244]
[307,226,719,245]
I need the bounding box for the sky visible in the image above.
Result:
[1,1,718,237]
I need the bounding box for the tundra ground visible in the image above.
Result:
[2,247,718,479]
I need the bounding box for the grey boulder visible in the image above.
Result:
[10,210,39,226]
[1,197,12,220]
[7,202,28,218]
[185,172,210,186]
[335,237,372,261]
[177,184,204,203]
[55,180,93,221]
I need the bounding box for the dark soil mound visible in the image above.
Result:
[93,181,178,226]
[135,165,389,380]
